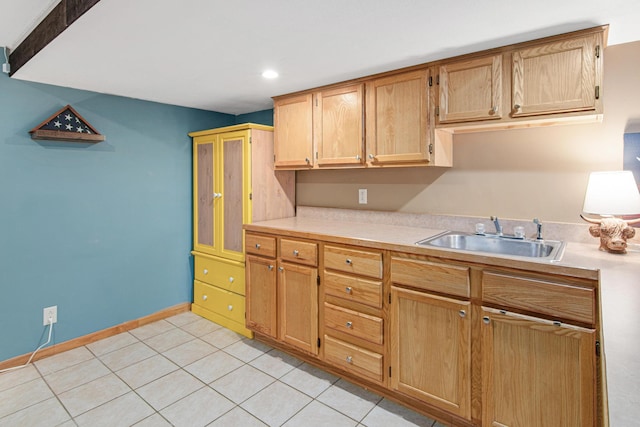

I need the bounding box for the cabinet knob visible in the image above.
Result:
[278,267,284,272]
[213,192,222,199]
[202,295,208,301]
[305,157,310,164]
[346,321,353,329]
[293,250,299,256]
[346,356,353,364]
[368,154,375,160]
[345,286,352,294]
[514,104,521,110]
[268,265,274,271]
[229,277,234,283]
[459,310,466,318]
[345,259,352,265]
[355,155,361,160]
[483,316,490,324]
[203,269,208,275]
[228,305,233,311]
[490,106,497,114]
[255,243,261,249]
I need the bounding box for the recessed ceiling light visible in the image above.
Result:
[262,69,279,79]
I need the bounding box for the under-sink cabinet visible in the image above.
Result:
[244,229,603,427]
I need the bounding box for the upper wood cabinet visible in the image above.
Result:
[365,69,431,166]
[437,54,503,124]
[316,84,365,166]
[511,32,602,117]
[273,94,314,168]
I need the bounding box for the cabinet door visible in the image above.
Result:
[316,84,364,166]
[193,137,218,254]
[246,255,277,338]
[390,286,471,419]
[366,69,430,165]
[219,131,249,262]
[482,307,596,427]
[278,261,318,355]
[512,34,600,117]
[274,94,314,168]
[438,54,502,123]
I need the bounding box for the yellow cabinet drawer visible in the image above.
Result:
[194,255,245,295]
[324,245,383,279]
[482,271,595,325]
[246,234,276,258]
[324,303,383,345]
[193,280,246,325]
[324,271,383,309]
[280,238,318,266]
[391,256,470,298]
[324,335,383,383]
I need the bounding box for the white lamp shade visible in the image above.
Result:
[582,171,640,215]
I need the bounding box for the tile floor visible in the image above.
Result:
[0,312,445,427]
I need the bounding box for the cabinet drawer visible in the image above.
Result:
[280,238,318,266]
[324,303,383,345]
[194,256,246,295]
[324,271,383,309]
[391,257,470,298]
[193,280,246,325]
[324,335,383,383]
[324,245,382,279]
[482,272,595,325]
[246,234,276,258]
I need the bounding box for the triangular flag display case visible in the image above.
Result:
[29,105,105,143]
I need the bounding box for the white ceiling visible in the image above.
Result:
[2,0,640,115]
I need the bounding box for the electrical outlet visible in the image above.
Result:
[358,188,367,204]
[43,306,57,325]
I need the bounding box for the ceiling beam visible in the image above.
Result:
[9,0,101,76]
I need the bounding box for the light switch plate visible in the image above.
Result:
[358,189,367,204]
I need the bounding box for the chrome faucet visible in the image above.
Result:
[490,216,503,236]
[533,218,543,240]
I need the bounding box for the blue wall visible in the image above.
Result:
[0,70,239,361]
[235,109,273,126]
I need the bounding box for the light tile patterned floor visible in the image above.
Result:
[0,312,445,427]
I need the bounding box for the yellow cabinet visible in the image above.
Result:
[365,69,431,166]
[389,285,471,420]
[190,124,295,338]
[438,54,503,124]
[481,307,596,427]
[511,32,602,118]
[273,83,365,169]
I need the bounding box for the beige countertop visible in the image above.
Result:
[246,214,640,426]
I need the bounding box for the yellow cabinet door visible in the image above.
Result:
[511,33,601,117]
[278,261,318,355]
[274,93,314,169]
[390,286,471,419]
[246,254,277,338]
[193,138,217,254]
[482,307,596,427]
[438,54,503,123]
[315,84,365,166]
[366,69,430,165]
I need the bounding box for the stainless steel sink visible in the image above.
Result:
[416,231,565,261]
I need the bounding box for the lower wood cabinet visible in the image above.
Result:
[278,260,319,355]
[245,254,277,338]
[481,307,596,427]
[390,285,471,419]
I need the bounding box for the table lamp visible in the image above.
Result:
[580,171,640,254]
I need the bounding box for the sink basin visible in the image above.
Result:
[416,231,565,261]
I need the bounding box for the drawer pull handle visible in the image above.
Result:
[203,269,208,275]
[268,265,274,271]
[293,250,299,256]
[229,277,234,283]
[255,243,261,249]
[345,286,352,294]
[483,316,490,325]
[459,310,466,318]
[202,295,208,301]
[345,259,352,265]
[346,356,353,364]
[228,305,233,311]
[346,321,353,329]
